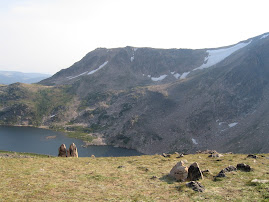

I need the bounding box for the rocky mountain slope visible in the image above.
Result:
[1,33,269,154]
[0,71,50,84]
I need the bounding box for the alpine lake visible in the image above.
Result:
[0,126,142,157]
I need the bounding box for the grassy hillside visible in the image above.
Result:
[0,152,268,201]
[0,83,75,126]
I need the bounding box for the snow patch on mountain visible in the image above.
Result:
[88,61,108,75]
[173,73,181,79]
[192,138,198,145]
[260,34,269,39]
[67,71,88,79]
[180,72,190,79]
[228,122,238,128]
[151,75,167,81]
[194,40,252,71]
[131,56,134,62]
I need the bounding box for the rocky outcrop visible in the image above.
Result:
[58,144,67,157]
[187,162,203,181]
[68,143,78,157]
[169,161,188,182]
[58,143,78,157]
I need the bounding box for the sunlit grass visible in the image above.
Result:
[0,152,268,201]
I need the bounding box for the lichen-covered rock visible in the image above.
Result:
[58,144,67,157]
[187,162,203,181]
[169,161,188,182]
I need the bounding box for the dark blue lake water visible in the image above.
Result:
[0,126,142,157]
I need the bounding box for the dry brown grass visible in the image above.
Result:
[0,153,268,201]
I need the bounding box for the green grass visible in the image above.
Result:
[0,150,52,158]
[0,153,268,201]
[66,131,94,142]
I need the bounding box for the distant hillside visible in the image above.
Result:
[0,70,51,84]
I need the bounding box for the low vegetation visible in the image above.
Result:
[0,152,268,201]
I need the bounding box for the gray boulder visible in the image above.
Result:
[169,161,188,182]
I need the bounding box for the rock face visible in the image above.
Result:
[187,162,203,181]
[186,181,205,192]
[68,143,78,157]
[237,163,251,172]
[58,144,67,157]
[169,161,188,182]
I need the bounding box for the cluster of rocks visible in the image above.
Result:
[214,163,252,180]
[196,150,217,154]
[169,154,254,192]
[58,143,78,157]
[162,152,186,158]
[170,161,204,192]
[215,165,237,178]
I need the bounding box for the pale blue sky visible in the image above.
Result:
[0,0,268,74]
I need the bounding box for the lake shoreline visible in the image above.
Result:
[0,125,143,157]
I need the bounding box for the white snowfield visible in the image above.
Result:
[67,71,88,79]
[180,72,190,80]
[194,40,252,71]
[131,56,134,62]
[228,122,238,128]
[88,61,108,75]
[173,73,181,79]
[151,74,167,81]
[192,138,198,145]
[260,34,269,39]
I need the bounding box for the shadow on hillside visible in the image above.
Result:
[159,174,176,184]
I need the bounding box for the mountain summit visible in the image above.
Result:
[1,33,269,154]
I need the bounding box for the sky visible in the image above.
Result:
[0,0,268,75]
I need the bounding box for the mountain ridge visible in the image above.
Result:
[0,70,51,85]
[1,32,269,154]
